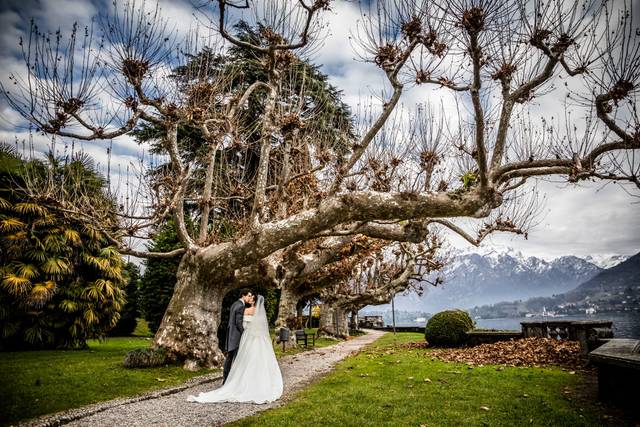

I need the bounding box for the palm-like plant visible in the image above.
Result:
[0,145,126,350]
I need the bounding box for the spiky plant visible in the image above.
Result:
[0,145,126,350]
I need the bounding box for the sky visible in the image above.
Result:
[0,0,638,262]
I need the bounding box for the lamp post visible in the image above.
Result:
[391,295,396,335]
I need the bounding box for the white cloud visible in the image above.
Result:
[443,179,639,259]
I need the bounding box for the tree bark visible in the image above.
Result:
[296,301,305,326]
[198,187,500,281]
[350,310,359,331]
[153,252,227,370]
[274,283,299,349]
[319,303,349,338]
[275,285,299,329]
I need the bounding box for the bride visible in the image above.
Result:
[186,294,283,404]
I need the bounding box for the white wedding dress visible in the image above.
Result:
[186,295,283,404]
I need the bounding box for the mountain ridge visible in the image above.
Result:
[364,247,631,314]
[469,251,640,318]
[564,252,640,299]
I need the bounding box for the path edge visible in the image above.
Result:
[16,330,385,427]
[17,372,223,427]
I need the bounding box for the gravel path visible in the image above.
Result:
[20,329,385,427]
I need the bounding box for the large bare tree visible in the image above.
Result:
[3,0,638,368]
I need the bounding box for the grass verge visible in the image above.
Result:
[231,332,617,427]
[0,336,215,426]
[1,323,344,426]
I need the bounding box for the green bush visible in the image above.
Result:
[424,309,474,347]
[0,147,127,350]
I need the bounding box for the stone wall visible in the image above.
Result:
[372,326,425,333]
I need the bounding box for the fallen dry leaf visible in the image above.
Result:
[403,338,587,370]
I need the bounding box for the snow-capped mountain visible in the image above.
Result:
[470,251,640,319]
[582,254,631,270]
[368,246,630,314]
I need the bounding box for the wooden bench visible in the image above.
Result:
[588,338,640,409]
[295,329,316,348]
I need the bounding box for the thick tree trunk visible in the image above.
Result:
[296,302,305,326]
[275,284,299,349]
[350,310,359,331]
[153,253,227,370]
[319,303,349,338]
[275,285,299,329]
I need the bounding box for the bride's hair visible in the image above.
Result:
[246,294,260,308]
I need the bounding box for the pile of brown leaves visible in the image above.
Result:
[402,338,588,370]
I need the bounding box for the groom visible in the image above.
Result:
[223,289,253,384]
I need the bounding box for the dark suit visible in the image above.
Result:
[223,299,245,383]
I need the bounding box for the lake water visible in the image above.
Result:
[394,311,640,339]
[475,312,640,339]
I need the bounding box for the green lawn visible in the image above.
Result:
[232,332,615,427]
[0,323,342,426]
[0,336,216,426]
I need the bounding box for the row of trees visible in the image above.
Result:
[0,142,383,349]
[0,145,332,351]
[2,0,638,367]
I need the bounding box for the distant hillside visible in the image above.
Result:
[564,252,640,300]
[470,251,640,318]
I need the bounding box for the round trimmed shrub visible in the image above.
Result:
[424,309,474,347]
